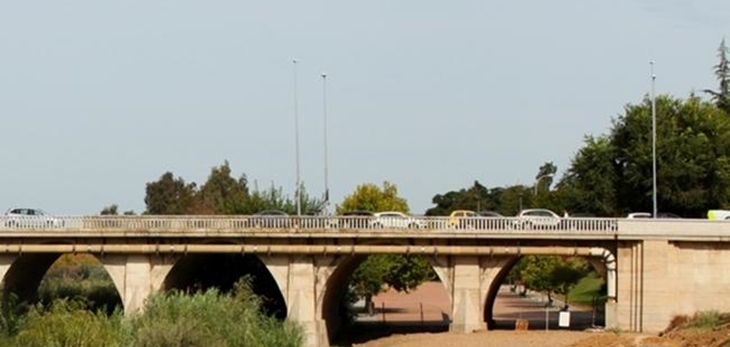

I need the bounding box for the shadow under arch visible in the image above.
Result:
[2,252,123,314]
[162,252,287,320]
[484,254,610,330]
[321,249,450,346]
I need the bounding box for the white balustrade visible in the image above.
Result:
[0,215,728,239]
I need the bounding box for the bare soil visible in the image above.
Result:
[344,282,728,347]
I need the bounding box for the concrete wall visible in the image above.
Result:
[615,240,730,332]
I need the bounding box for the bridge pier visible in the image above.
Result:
[102,254,175,315]
[449,256,486,333]
[263,255,333,347]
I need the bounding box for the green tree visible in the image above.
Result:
[350,256,390,315]
[144,172,197,215]
[705,38,730,114]
[100,205,118,215]
[194,161,249,215]
[559,136,618,216]
[425,181,501,216]
[336,181,409,214]
[517,256,589,305]
[561,94,730,217]
[534,162,557,195]
[245,183,325,215]
[338,182,433,315]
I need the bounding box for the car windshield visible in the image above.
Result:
[522,210,557,217]
[255,210,287,216]
[7,208,47,216]
[342,211,373,216]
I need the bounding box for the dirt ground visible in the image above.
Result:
[345,282,727,347]
[354,329,730,347]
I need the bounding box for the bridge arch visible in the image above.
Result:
[161,249,287,319]
[1,251,123,313]
[319,245,451,345]
[483,247,616,329]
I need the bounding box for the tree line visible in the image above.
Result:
[92,40,730,316]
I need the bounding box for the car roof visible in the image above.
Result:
[450,209,475,215]
[254,210,288,216]
[627,212,652,218]
[477,210,503,217]
[519,208,558,214]
[341,210,374,216]
[5,208,48,215]
[374,211,407,216]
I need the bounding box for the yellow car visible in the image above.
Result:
[448,210,477,228]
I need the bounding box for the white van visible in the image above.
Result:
[707,210,730,220]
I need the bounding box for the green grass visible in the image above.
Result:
[566,272,605,307]
[681,311,730,330]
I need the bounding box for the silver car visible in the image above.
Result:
[4,208,63,228]
[515,208,563,229]
[371,211,426,229]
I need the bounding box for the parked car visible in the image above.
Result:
[250,210,289,228]
[338,210,375,228]
[708,210,730,220]
[627,212,652,219]
[371,211,425,229]
[448,210,477,228]
[4,208,63,228]
[627,212,681,219]
[515,208,562,229]
[476,210,504,218]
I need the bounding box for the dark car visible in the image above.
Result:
[251,210,289,228]
[476,210,504,217]
[657,212,682,219]
[338,210,374,228]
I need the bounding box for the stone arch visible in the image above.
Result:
[319,245,451,344]
[482,255,521,328]
[483,247,616,329]
[2,252,123,312]
[320,254,362,343]
[162,252,287,319]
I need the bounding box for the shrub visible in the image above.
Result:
[10,300,125,347]
[128,280,302,347]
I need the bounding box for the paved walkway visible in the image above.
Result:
[356,282,603,330]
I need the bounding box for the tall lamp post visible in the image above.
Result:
[650,61,658,219]
[534,173,554,196]
[321,72,330,214]
[293,58,302,216]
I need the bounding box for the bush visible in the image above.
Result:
[128,280,302,347]
[11,301,125,347]
[665,310,730,333]
[1,279,303,347]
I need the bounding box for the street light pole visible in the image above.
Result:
[321,72,330,214]
[293,58,302,216]
[651,61,657,219]
[534,173,554,196]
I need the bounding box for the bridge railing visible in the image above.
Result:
[0,215,627,233]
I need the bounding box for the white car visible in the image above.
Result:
[515,208,563,229]
[371,211,426,229]
[4,208,63,228]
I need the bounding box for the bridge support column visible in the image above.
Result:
[266,255,326,347]
[0,254,17,303]
[0,255,16,286]
[450,255,486,333]
[103,254,175,315]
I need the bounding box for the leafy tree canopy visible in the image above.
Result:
[144,172,197,215]
[336,181,409,214]
[559,94,730,217]
[704,38,730,114]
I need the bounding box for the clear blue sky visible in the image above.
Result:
[1,1,728,215]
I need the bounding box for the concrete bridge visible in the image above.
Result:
[0,215,729,347]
